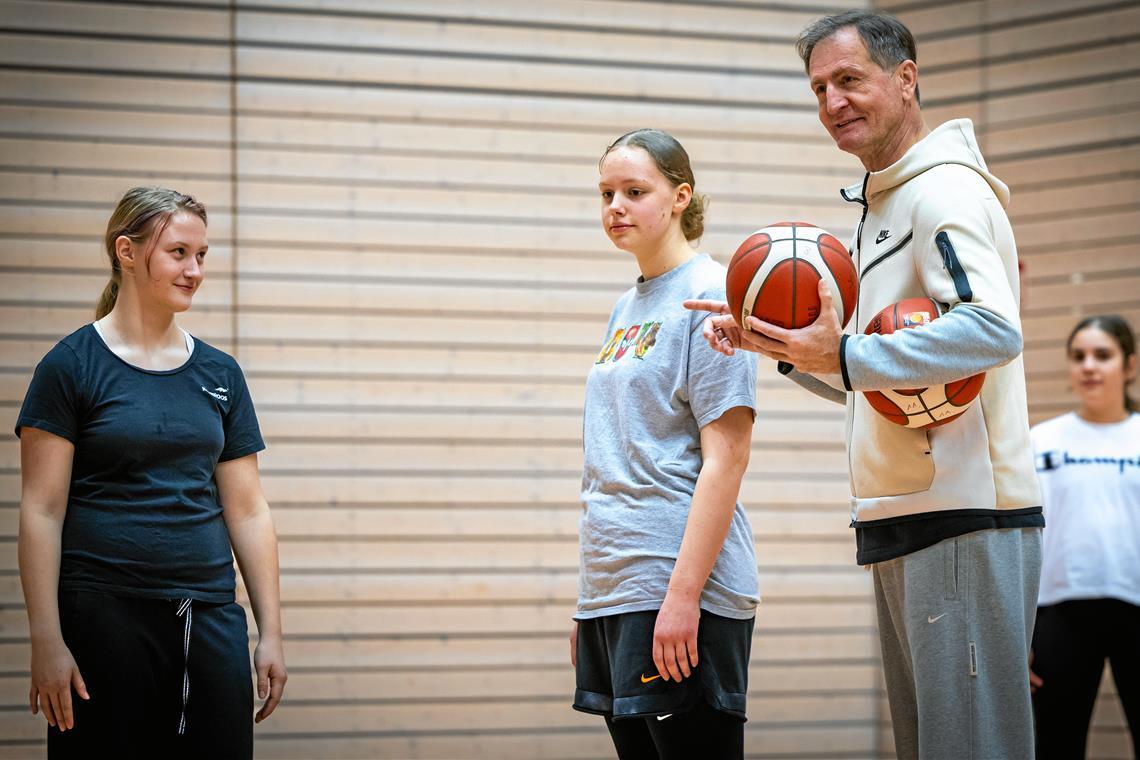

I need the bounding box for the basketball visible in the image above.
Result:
[725,221,857,330]
[863,298,986,429]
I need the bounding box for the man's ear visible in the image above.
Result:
[897,59,919,102]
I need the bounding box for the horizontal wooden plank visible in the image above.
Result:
[1023,307,1140,349]
[236,112,840,170]
[0,69,830,142]
[237,7,801,73]
[232,182,848,230]
[0,102,233,154]
[924,39,1140,103]
[1010,209,1140,252]
[0,202,820,259]
[243,0,827,40]
[1023,241,1140,281]
[0,170,231,216]
[893,0,1117,37]
[0,204,234,240]
[983,74,1140,132]
[0,0,228,38]
[0,274,231,313]
[916,6,1140,70]
[986,109,1140,161]
[0,238,234,275]
[235,46,814,111]
[1020,274,1140,322]
[1011,178,1140,222]
[993,144,1140,189]
[0,33,229,78]
[0,101,840,172]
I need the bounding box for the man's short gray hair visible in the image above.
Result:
[796,10,921,105]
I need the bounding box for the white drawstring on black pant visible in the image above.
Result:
[176,598,192,735]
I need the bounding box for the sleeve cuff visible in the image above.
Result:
[839,334,853,392]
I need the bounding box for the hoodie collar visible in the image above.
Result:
[840,119,1010,209]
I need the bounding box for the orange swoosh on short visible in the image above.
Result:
[640,673,662,684]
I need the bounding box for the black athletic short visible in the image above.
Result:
[573,609,754,721]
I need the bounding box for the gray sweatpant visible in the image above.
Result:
[872,527,1043,760]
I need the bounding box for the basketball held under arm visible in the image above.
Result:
[841,304,1021,392]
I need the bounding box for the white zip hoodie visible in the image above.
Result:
[788,119,1043,563]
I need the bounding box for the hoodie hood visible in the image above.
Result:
[841,119,1010,208]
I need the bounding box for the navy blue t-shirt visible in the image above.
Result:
[16,324,265,603]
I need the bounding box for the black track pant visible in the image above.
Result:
[605,697,744,760]
[48,590,253,760]
[1032,598,1140,760]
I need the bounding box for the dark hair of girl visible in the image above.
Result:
[1067,314,1137,413]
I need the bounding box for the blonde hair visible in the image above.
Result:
[97,187,207,318]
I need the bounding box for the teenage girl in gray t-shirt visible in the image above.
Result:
[570,129,759,759]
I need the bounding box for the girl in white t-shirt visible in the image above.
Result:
[1030,315,1139,759]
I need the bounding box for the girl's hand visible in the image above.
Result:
[29,637,88,730]
[569,621,579,668]
[652,592,700,682]
[253,635,287,723]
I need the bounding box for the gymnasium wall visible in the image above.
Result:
[0,1,874,757]
[1,1,1134,758]
[881,1,1139,758]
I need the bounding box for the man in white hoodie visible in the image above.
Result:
[687,10,1044,760]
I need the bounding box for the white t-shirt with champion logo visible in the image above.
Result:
[1032,411,1140,607]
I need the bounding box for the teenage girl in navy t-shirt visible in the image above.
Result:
[16,187,287,758]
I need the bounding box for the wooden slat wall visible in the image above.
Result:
[0,1,886,758]
[878,2,1140,758]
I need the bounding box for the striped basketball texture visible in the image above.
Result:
[863,298,986,429]
[726,222,857,330]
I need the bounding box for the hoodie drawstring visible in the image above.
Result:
[176,598,192,735]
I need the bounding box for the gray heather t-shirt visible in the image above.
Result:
[578,253,760,621]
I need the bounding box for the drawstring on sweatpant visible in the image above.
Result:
[176,598,192,735]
